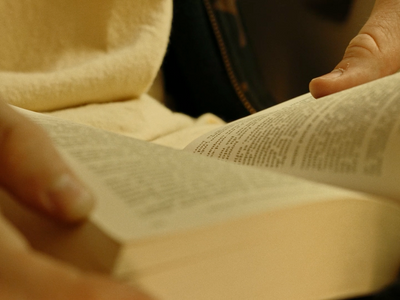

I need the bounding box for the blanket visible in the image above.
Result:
[0,0,224,148]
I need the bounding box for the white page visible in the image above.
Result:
[185,73,400,200]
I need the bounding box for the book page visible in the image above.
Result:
[185,73,400,200]
[19,109,377,242]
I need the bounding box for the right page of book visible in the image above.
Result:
[185,73,400,200]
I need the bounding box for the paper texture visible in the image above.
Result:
[186,73,400,200]
[19,108,376,242]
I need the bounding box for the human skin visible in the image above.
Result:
[1,0,400,297]
[0,100,153,300]
[310,0,400,98]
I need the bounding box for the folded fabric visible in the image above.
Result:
[0,0,172,111]
[0,0,224,146]
[47,93,224,149]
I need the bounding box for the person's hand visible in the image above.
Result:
[0,99,95,222]
[0,100,153,299]
[0,205,152,300]
[310,0,400,98]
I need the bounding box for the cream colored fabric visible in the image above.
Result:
[0,0,171,111]
[0,0,224,147]
[48,93,223,149]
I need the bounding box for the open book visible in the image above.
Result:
[3,73,400,300]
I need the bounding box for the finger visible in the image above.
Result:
[0,100,94,222]
[310,0,400,98]
[2,252,154,300]
[0,212,153,300]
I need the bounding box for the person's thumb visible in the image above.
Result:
[0,100,94,222]
[310,0,400,98]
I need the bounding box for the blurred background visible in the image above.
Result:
[164,0,376,121]
[240,0,375,102]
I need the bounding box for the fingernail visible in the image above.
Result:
[318,68,344,80]
[45,174,95,221]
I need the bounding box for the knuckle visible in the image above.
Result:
[0,122,20,171]
[345,33,380,58]
[0,122,14,153]
[0,111,46,190]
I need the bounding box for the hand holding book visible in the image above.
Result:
[310,0,400,99]
[0,98,153,300]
